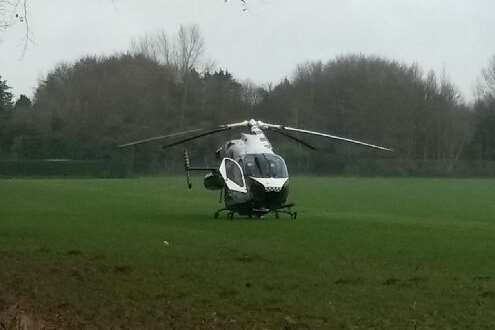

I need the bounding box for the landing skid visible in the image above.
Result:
[213,204,297,220]
[214,208,234,220]
[273,203,297,220]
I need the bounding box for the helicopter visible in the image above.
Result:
[119,119,392,219]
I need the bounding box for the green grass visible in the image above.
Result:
[1,177,495,329]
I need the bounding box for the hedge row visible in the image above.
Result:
[0,159,129,178]
[2,158,495,178]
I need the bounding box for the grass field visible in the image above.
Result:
[1,177,495,329]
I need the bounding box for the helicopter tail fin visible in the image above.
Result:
[183,149,218,189]
[184,149,192,189]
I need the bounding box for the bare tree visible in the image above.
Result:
[1,0,31,55]
[130,25,206,77]
[130,33,159,62]
[176,25,205,76]
[130,31,172,66]
[130,25,208,127]
[241,80,263,106]
[0,0,28,32]
[477,55,495,98]
[175,25,205,127]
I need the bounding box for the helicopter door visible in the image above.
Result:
[219,158,247,193]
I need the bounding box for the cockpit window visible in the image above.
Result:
[242,154,288,178]
[225,159,245,187]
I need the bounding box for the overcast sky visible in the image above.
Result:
[1,0,494,102]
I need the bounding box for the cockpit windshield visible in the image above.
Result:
[242,153,288,178]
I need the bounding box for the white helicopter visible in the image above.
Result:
[119,119,392,219]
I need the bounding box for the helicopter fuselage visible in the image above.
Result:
[204,122,291,216]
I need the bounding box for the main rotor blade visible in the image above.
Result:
[282,126,393,151]
[270,129,317,150]
[119,128,206,148]
[259,121,392,152]
[161,127,231,149]
[119,121,250,148]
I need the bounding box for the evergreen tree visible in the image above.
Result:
[15,94,32,108]
[0,76,14,112]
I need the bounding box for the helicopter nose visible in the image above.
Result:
[249,177,288,192]
[249,178,289,207]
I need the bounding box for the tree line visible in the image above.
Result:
[1,26,495,176]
